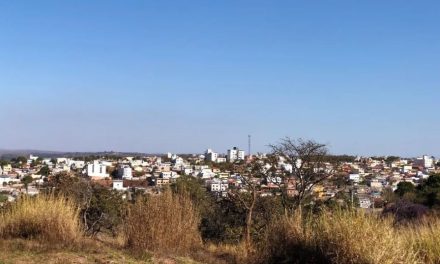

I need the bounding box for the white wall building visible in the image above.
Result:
[113,180,125,191]
[210,182,228,192]
[216,157,227,163]
[205,149,219,162]
[0,176,11,185]
[349,174,360,183]
[414,155,435,169]
[118,165,133,179]
[2,164,12,174]
[359,197,372,209]
[86,161,109,178]
[227,147,245,162]
[68,159,85,169]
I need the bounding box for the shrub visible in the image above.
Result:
[0,194,81,245]
[124,189,202,255]
[46,172,126,236]
[382,200,429,223]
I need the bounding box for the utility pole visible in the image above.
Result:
[248,135,251,159]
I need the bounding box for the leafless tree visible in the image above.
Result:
[269,137,335,213]
[227,160,265,254]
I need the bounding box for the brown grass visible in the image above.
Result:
[403,218,440,264]
[0,194,81,246]
[124,190,202,256]
[254,209,437,264]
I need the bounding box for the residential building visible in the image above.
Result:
[217,157,227,163]
[113,180,125,191]
[359,196,372,209]
[2,164,12,174]
[118,165,133,179]
[227,147,245,162]
[349,173,360,183]
[205,149,218,162]
[86,161,109,178]
[414,155,435,169]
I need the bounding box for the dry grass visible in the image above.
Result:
[0,194,81,246]
[124,190,202,256]
[315,210,418,264]
[203,242,247,264]
[402,219,440,264]
[254,209,440,264]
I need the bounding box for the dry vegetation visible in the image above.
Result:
[124,190,202,256]
[0,194,81,246]
[4,192,440,264]
[253,209,440,264]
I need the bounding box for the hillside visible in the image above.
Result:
[0,239,203,264]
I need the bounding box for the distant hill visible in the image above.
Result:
[0,149,157,159]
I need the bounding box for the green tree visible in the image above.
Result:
[416,174,440,208]
[45,172,126,236]
[21,175,33,193]
[395,182,415,197]
[0,194,7,203]
[385,156,400,164]
[38,165,50,176]
[16,156,27,164]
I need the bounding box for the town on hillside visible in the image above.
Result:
[0,147,438,210]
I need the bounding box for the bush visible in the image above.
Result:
[46,172,126,236]
[0,194,81,245]
[382,200,429,223]
[124,189,201,255]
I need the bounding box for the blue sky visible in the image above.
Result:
[0,1,439,156]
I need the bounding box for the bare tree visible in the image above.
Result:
[227,160,265,254]
[269,137,335,213]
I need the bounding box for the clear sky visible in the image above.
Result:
[0,1,439,156]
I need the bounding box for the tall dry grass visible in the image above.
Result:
[124,190,202,256]
[0,194,81,245]
[403,219,440,264]
[314,210,418,264]
[255,209,440,264]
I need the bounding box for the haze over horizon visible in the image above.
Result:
[1,1,439,157]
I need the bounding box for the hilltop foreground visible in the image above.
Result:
[0,239,204,264]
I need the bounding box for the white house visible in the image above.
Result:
[210,182,228,192]
[216,157,227,163]
[402,165,413,173]
[29,155,39,161]
[2,164,12,174]
[0,176,11,185]
[86,161,109,178]
[349,174,360,183]
[113,180,125,191]
[359,197,372,209]
[56,158,68,164]
[68,159,85,169]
